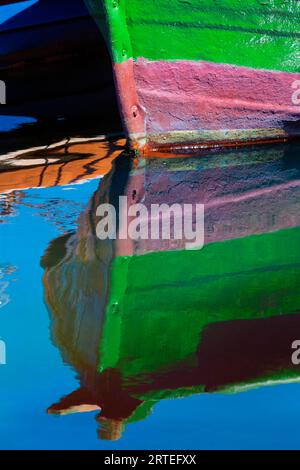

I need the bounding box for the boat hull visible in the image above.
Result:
[85,0,300,152]
[0,1,121,140]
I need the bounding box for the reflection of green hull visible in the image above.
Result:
[43,144,300,439]
[101,226,300,383]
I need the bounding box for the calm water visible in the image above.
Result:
[1,142,300,449]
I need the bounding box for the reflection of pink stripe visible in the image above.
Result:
[114,158,300,256]
[133,59,300,134]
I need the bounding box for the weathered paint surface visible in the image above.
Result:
[85,0,300,151]
[131,59,300,148]
[87,0,300,72]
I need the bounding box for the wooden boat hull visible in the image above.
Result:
[85,0,300,152]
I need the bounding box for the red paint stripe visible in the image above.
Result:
[133,59,300,135]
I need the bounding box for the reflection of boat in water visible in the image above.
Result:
[42,143,300,440]
[0,264,16,310]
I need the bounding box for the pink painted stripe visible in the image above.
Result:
[133,59,300,135]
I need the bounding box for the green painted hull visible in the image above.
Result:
[85,0,300,151]
[86,0,300,72]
